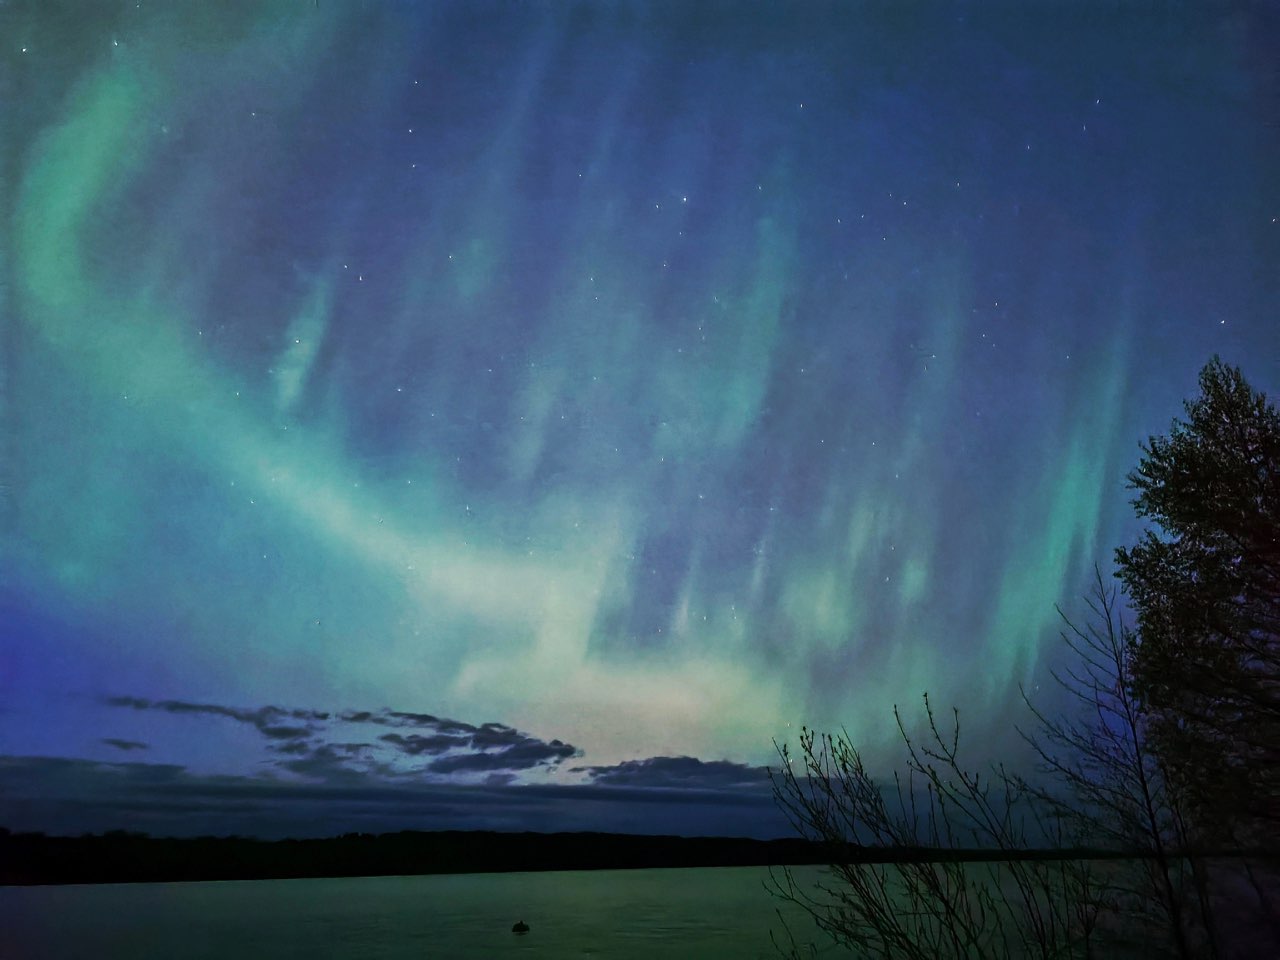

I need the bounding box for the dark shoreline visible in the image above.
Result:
[6,828,1264,887]
[8,830,819,886]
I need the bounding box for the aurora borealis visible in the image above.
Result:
[2,2,1277,838]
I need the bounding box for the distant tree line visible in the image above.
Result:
[0,829,831,886]
[0,826,1165,888]
[770,357,1279,959]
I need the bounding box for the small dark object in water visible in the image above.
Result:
[512,920,530,934]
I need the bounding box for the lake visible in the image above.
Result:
[0,866,849,959]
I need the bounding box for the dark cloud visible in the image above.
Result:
[102,696,583,784]
[428,737,578,774]
[378,732,468,755]
[258,725,313,741]
[336,709,468,732]
[104,697,327,741]
[379,724,579,773]
[101,738,149,752]
[576,756,772,791]
[274,744,394,783]
[367,718,581,777]
[385,710,441,726]
[469,722,519,749]
[0,754,789,839]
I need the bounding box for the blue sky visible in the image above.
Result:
[2,1,1276,839]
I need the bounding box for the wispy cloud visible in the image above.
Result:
[101,738,149,752]
[105,697,326,741]
[576,756,772,791]
[427,736,577,774]
[378,733,466,755]
[379,722,577,773]
[274,743,390,783]
[102,696,582,782]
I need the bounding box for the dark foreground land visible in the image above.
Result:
[0,827,1221,887]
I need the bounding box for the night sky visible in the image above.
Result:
[2,2,1276,839]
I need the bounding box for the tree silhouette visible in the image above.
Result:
[1114,357,1279,846]
[769,357,1280,958]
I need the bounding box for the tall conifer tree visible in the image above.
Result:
[1115,358,1279,842]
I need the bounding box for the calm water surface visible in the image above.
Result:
[1,866,850,959]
